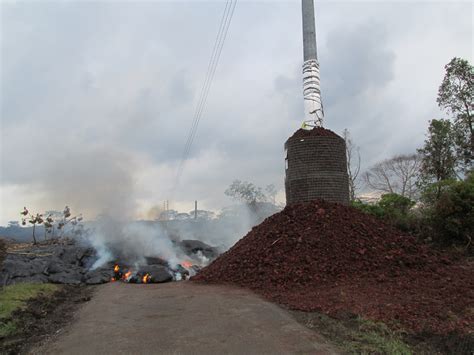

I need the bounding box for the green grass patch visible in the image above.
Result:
[0,283,59,338]
[352,318,412,355]
[0,320,17,337]
[0,283,59,319]
[292,311,412,355]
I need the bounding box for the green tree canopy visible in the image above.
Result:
[418,119,458,191]
[437,57,473,171]
[423,173,474,248]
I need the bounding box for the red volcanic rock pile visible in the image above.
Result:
[193,200,441,287]
[193,200,473,335]
[287,127,339,140]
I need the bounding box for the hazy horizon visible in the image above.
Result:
[1,0,472,225]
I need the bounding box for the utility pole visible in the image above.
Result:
[284,0,350,206]
[302,0,324,127]
[163,200,170,221]
[302,0,317,62]
[194,200,197,219]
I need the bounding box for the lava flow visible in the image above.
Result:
[111,261,200,284]
[142,273,151,284]
[181,260,193,269]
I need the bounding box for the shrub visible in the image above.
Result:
[378,193,415,214]
[351,200,385,219]
[420,178,458,206]
[424,173,474,248]
[352,194,416,231]
[378,194,416,231]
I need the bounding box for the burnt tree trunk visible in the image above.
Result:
[32,223,37,244]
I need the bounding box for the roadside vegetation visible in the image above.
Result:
[292,311,413,355]
[352,173,473,250]
[0,283,59,337]
[349,57,473,253]
[293,57,473,353]
[0,282,92,354]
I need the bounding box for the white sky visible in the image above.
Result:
[0,0,472,225]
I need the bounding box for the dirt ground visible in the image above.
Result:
[34,282,338,355]
[0,285,93,354]
[0,239,6,267]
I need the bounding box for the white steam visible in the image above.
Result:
[17,143,277,267]
[88,217,185,269]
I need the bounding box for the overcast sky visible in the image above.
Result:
[0,0,472,225]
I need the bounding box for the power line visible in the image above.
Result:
[172,0,237,196]
[179,1,232,167]
[176,0,236,184]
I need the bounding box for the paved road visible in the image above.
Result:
[37,282,337,355]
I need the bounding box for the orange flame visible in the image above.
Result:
[142,273,151,284]
[122,271,132,281]
[114,264,120,272]
[181,261,193,269]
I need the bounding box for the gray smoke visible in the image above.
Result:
[89,217,184,269]
[9,142,278,267]
[162,203,281,251]
[27,144,138,220]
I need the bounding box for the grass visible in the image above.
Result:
[292,311,413,355]
[0,283,59,337]
[353,319,412,355]
[0,321,17,338]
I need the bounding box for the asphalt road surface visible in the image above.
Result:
[37,282,338,355]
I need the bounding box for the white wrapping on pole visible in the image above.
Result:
[302,59,324,127]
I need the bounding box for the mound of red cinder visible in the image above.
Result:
[288,126,339,139]
[193,200,473,335]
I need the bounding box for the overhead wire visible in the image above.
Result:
[171,0,237,197]
[176,0,236,182]
[178,0,231,171]
[176,1,231,182]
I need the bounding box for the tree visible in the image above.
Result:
[417,119,458,197]
[225,180,280,217]
[159,209,178,221]
[422,173,473,249]
[225,180,268,205]
[363,154,421,200]
[378,193,415,214]
[378,193,416,231]
[20,205,83,243]
[53,206,83,238]
[343,129,361,201]
[20,207,43,244]
[187,210,215,220]
[437,57,473,172]
[175,213,190,220]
